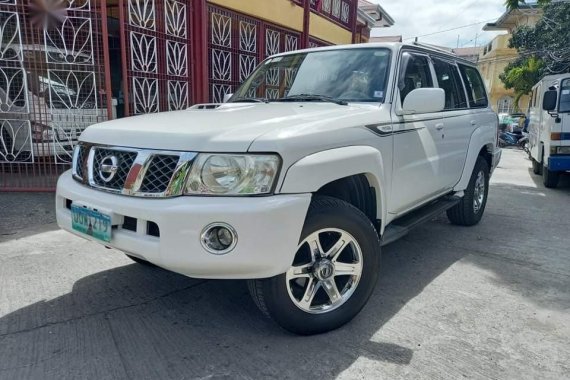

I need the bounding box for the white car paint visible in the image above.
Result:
[56,42,500,279]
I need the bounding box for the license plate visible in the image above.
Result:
[71,205,112,242]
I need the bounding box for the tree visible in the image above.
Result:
[499,57,543,110]
[500,1,570,105]
[505,0,551,10]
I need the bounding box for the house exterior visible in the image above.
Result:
[0,0,393,191]
[478,4,542,114]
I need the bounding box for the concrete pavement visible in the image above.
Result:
[0,149,569,379]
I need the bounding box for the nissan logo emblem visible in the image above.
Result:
[98,155,119,183]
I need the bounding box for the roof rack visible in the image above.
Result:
[411,41,457,56]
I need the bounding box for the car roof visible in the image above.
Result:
[270,42,478,67]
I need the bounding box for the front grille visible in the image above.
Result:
[92,148,137,190]
[140,154,180,193]
[72,144,196,197]
[75,145,86,179]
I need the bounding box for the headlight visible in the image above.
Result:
[185,154,280,195]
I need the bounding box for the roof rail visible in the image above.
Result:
[412,41,456,56]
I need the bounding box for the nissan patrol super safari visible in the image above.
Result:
[56,43,501,335]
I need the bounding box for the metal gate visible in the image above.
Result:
[0,0,110,190]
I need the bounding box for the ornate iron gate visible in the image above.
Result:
[0,0,109,190]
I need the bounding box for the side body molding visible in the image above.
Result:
[279,146,388,233]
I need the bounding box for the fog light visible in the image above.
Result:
[201,223,237,254]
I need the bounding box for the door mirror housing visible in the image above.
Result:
[223,93,233,103]
[542,90,558,112]
[401,88,445,114]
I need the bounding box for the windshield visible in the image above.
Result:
[232,48,391,103]
[560,78,570,113]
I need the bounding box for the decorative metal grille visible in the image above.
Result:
[124,0,192,115]
[207,5,301,103]
[0,0,108,190]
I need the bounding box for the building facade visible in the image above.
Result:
[0,0,392,191]
[478,4,542,114]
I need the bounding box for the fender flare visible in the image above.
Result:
[279,146,388,233]
[454,126,494,192]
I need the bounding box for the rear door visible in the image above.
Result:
[431,58,474,187]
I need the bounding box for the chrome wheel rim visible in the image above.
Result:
[473,170,486,214]
[286,228,363,314]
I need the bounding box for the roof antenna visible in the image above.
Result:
[415,37,418,42]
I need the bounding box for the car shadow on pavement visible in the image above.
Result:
[0,230,470,379]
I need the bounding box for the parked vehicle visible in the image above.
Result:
[55,43,501,334]
[498,123,528,149]
[528,74,570,188]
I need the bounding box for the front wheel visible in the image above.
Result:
[248,196,381,335]
[447,156,490,226]
[532,158,542,175]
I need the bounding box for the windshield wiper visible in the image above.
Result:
[276,94,348,106]
[230,97,269,103]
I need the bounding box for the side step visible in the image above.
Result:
[381,196,461,246]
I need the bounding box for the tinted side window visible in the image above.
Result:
[458,64,488,108]
[399,52,433,104]
[432,58,468,110]
[560,79,570,113]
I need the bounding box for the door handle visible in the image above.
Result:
[435,123,444,130]
[470,120,477,126]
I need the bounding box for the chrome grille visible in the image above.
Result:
[72,144,196,197]
[139,155,180,193]
[92,148,138,190]
[74,145,87,180]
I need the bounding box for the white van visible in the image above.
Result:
[528,74,570,188]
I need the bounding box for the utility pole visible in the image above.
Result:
[457,35,460,49]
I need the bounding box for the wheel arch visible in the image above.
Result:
[454,126,496,192]
[279,146,388,234]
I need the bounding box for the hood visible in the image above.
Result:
[79,102,380,152]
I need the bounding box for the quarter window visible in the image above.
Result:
[398,52,433,104]
[458,64,488,108]
[432,58,468,110]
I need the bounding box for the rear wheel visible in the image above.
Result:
[543,166,560,188]
[248,196,380,335]
[447,156,490,226]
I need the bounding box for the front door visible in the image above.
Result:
[389,52,447,214]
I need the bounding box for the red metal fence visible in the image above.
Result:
[1,0,353,191]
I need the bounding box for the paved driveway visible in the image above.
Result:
[0,149,569,379]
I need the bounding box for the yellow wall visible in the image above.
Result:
[207,0,352,45]
[478,34,530,113]
[309,13,353,45]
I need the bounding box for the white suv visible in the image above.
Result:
[56,43,501,335]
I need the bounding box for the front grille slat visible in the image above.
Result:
[139,155,180,193]
[75,145,86,179]
[92,148,137,190]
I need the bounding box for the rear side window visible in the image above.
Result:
[432,58,468,110]
[560,79,570,113]
[458,64,488,108]
[398,52,434,104]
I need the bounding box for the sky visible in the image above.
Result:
[369,0,509,48]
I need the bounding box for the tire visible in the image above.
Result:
[248,196,381,335]
[542,166,559,188]
[125,254,157,266]
[447,156,490,226]
[532,158,542,175]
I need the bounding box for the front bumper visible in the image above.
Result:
[56,171,311,279]
[548,155,570,171]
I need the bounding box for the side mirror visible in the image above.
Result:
[542,90,558,112]
[223,93,233,103]
[401,88,445,114]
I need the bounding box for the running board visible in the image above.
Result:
[381,196,461,246]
